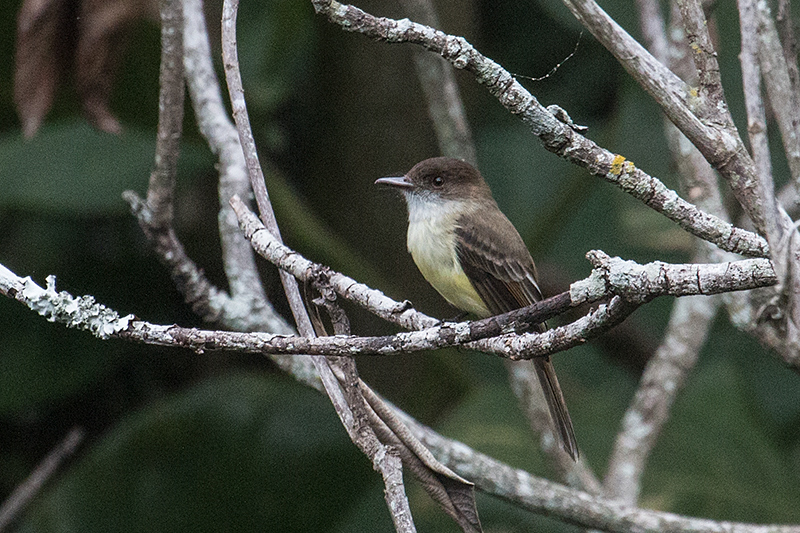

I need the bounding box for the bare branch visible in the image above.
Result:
[603,3,731,505]
[739,0,774,188]
[754,0,800,189]
[230,195,438,331]
[143,0,184,228]
[124,0,294,335]
[562,0,770,238]
[124,0,226,322]
[314,294,417,533]
[604,294,719,505]
[112,297,631,360]
[0,251,775,359]
[0,262,753,364]
[505,360,603,493]
[1,264,793,531]
[220,4,429,530]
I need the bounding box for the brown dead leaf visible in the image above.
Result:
[14,0,157,137]
[75,0,157,134]
[14,0,75,138]
[360,381,484,533]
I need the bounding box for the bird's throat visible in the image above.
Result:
[404,194,490,317]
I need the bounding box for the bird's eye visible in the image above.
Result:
[432,176,444,188]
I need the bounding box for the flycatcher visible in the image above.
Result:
[376,156,578,460]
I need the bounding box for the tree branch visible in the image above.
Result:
[147,0,184,228]
[220,4,430,530]
[313,292,417,533]
[603,2,732,506]
[123,0,295,336]
[562,0,770,237]
[754,0,800,190]
[739,0,774,189]
[403,411,800,533]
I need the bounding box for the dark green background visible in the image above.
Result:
[1,0,799,531]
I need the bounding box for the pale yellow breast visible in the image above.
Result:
[405,196,490,317]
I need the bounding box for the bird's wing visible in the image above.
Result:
[454,210,543,317]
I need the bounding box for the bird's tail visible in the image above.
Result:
[533,356,579,461]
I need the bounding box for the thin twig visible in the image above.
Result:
[0,427,84,531]
[147,0,184,227]
[125,0,228,322]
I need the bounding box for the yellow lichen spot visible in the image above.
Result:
[610,154,626,176]
[689,87,699,98]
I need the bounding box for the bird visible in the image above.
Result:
[376,156,578,460]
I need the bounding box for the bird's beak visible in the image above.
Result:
[375,176,414,189]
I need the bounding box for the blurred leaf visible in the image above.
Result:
[18,372,375,533]
[0,120,213,215]
[237,0,314,116]
[74,0,158,134]
[0,308,121,414]
[13,0,70,138]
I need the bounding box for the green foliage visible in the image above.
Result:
[17,373,374,533]
[0,121,212,215]
[0,310,122,414]
[645,358,800,522]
